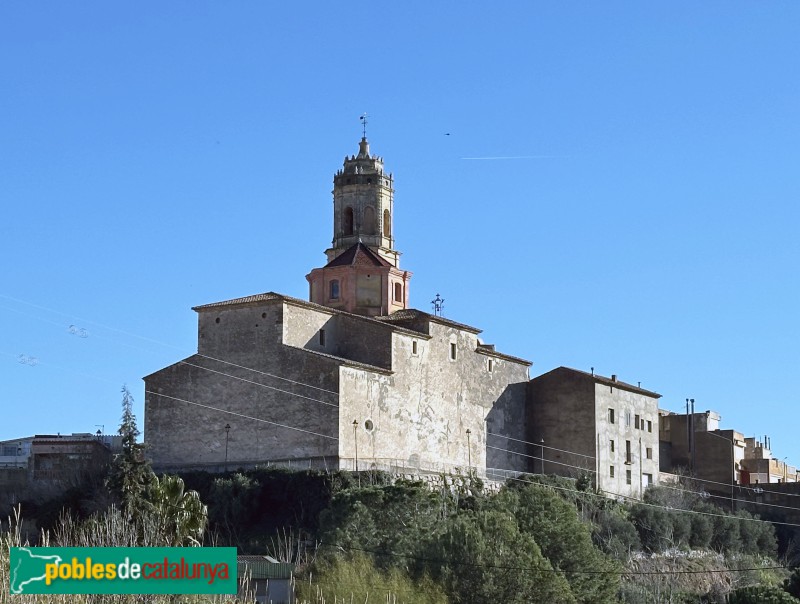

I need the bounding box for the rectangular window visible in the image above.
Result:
[646,447,653,460]
[625,440,632,464]
[608,408,615,424]
[647,420,653,433]
[319,329,326,347]
[610,465,615,478]
[626,470,632,485]
[412,340,418,355]
[644,473,653,487]
[625,411,632,427]
[635,414,640,429]
[609,439,615,453]
[487,359,493,372]
[450,342,457,360]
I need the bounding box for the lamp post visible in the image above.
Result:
[224,424,231,472]
[540,438,545,475]
[352,420,360,487]
[705,430,735,511]
[465,429,472,471]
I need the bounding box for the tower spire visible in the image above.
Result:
[306,132,412,317]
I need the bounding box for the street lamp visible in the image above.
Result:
[540,438,545,475]
[705,430,735,511]
[224,424,231,472]
[352,420,360,487]
[465,429,472,471]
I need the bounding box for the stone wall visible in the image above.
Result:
[145,300,341,469]
[337,321,530,474]
[528,368,661,500]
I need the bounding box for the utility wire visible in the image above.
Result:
[5,293,800,517]
[316,541,792,576]
[177,360,338,407]
[488,431,596,459]
[144,391,338,441]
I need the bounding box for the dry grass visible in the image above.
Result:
[0,507,242,604]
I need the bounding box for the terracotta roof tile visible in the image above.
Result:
[325,242,392,268]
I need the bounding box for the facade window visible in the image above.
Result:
[608,408,615,424]
[625,440,632,464]
[394,282,403,303]
[344,207,354,235]
[412,340,418,355]
[646,447,653,460]
[383,209,391,237]
[610,465,615,478]
[329,280,340,300]
[363,206,376,234]
[635,414,640,429]
[610,439,615,453]
[450,342,457,360]
[644,473,653,486]
[626,470,632,485]
[319,329,326,347]
[488,359,494,372]
[625,411,632,427]
[647,420,653,433]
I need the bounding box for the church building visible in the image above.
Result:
[144,136,532,477]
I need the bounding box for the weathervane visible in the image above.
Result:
[431,293,445,317]
[360,113,368,138]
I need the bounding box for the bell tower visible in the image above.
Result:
[307,136,412,317]
[326,137,399,267]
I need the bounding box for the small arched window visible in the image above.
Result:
[343,207,354,236]
[394,282,403,303]
[383,209,391,237]
[363,206,376,235]
[330,280,340,300]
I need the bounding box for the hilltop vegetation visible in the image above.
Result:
[3,464,799,603]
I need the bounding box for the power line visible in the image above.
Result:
[316,541,792,576]
[195,354,338,395]
[1,295,342,408]
[488,431,596,460]
[656,481,800,512]
[177,360,338,408]
[144,391,338,441]
[486,444,595,473]
[499,473,800,528]
[5,293,800,518]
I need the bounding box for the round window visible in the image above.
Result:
[364,420,374,431]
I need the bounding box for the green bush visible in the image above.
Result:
[728,584,799,603]
[296,552,447,604]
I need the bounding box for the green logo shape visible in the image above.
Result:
[10,547,237,594]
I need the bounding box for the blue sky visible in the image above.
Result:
[2,3,798,466]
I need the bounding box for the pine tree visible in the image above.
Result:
[107,385,153,518]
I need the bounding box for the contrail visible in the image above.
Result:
[460,155,568,160]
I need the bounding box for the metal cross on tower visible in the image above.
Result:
[431,293,445,317]
[360,113,368,138]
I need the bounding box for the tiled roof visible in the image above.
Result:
[325,242,392,268]
[535,366,661,398]
[191,292,423,337]
[192,292,282,311]
[475,346,532,367]
[377,308,483,334]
